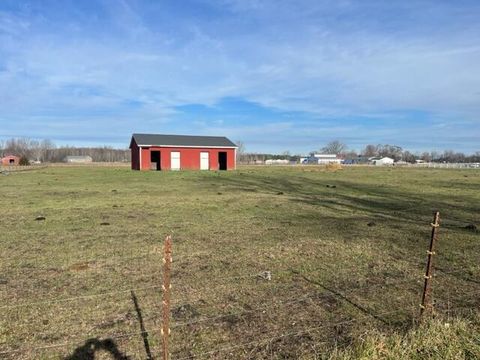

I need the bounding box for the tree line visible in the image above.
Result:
[0,138,130,163]
[319,141,480,163]
[1,137,478,164]
[236,140,480,164]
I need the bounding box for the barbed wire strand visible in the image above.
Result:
[0,307,408,356]
[0,275,422,352]
[0,284,162,310]
[0,266,423,311]
[1,250,211,273]
[1,287,477,356]
[172,308,409,360]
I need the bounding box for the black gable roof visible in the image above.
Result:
[131,133,237,148]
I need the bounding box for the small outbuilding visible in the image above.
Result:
[1,155,20,166]
[64,156,93,163]
[129,133,238,171]
[303,154,342,164]
[371,157,394,166]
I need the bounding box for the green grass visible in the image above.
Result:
[0,165,479,359]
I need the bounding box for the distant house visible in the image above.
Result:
[265,159,289,165]
[342,156,370,165]
[1,155,20,166]
[303,154,342,164]
[64,156,93,163]
[371,157,394,166]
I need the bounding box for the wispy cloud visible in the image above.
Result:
[0,0,479,152]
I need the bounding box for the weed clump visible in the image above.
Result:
[330,317,480,359]
[325,163,343,172]
[19,156,30,166]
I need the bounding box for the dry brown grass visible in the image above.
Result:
[325,163,343,172]
[0,165,479,359]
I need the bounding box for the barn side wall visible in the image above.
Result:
[1,156,20,166]
[137,147,236,171]
[130,142,140,170]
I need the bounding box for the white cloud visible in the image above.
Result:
[0,0,479,151]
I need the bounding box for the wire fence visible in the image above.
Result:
[1,217,479,359]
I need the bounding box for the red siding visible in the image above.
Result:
[1,155,20,166]
[131,146,236,171]
[130,141,140,170]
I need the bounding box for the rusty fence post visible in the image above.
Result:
[420,211,440,317]
[162,235,173,360]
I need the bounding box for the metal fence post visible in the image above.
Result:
[420,211,440,317]
[162,235,173,360]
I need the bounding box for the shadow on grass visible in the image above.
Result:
[64,292,153,360]
[131,290,153,360]
[202,171,480,225]
[64,338,130,360]
[293,270,395,326]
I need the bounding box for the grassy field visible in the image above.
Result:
[0,165,479,359]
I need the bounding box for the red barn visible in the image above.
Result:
[129,133,238,171]
[1,155,20,166]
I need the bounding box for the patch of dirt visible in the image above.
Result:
[69,262,91,271]
[172,303,199,321]
[94,313,134,329]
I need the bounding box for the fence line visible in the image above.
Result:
[172,308,411,360]
[0,296,473,358]
[2,214,479,358]
[0,280,416,356]
[1,263,422,311]
[0,164,48,173]
[0,302,425,358]
[0,284,162,310]
[2,250,211,273]
[420,211,440,316]
[168,278,407,330]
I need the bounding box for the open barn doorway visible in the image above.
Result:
[218,152,227,170]
[150,151,161,170]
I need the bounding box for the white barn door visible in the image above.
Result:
[171,151,180,170]
[200,152,209,170]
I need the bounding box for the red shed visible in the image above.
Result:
[1,155,20,166]
[129,133,238,171]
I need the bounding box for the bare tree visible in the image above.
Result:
[420,152,432,162]
[29,140,42,162]
[40,139,56,162]
[402,150,417,163]
[235,140,246,163]
[377,144,403,161]
[362,144,378,157]
[430,151,440,162]
[321,140,347,155]
[343,150,358,159]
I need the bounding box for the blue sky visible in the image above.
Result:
[0,0,479,154]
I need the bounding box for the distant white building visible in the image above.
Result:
[371,157,394,166]
[64,155,93,163]
[265,159,289,165]
[313,154,342,164]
